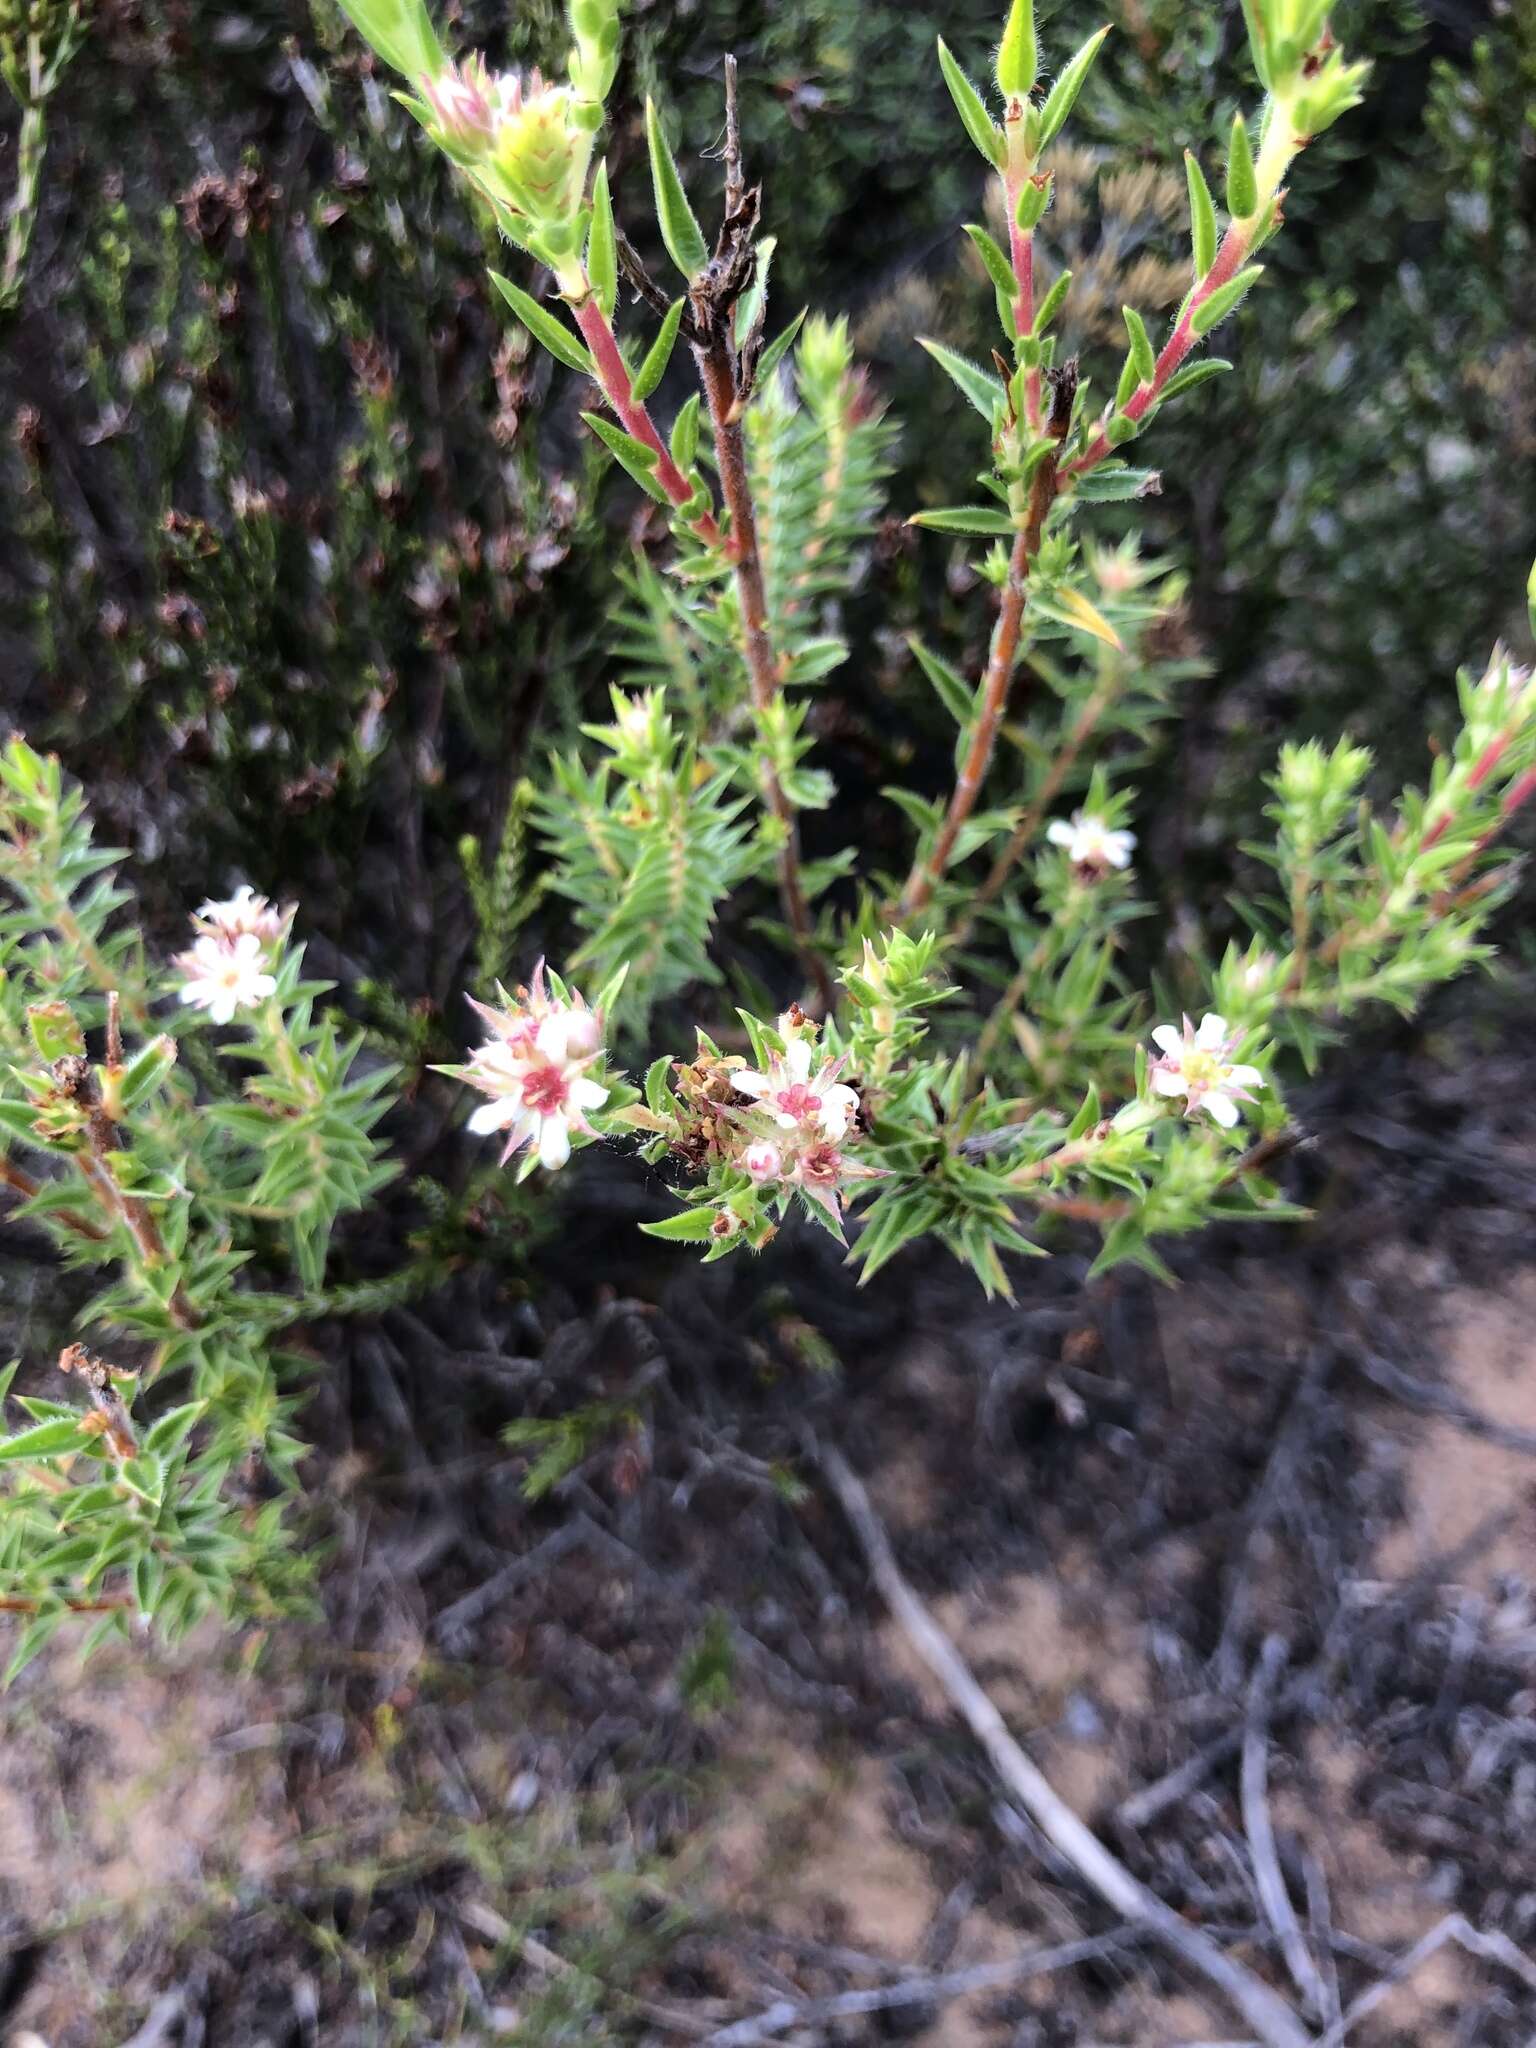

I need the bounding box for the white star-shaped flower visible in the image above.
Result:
[734,1036,859,1141]
[1149,1012,1265,1128]
[175,931,278,1025]
[1046,810,1136,871]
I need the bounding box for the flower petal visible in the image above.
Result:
[733,1070,769,1099]
[1226,1064,1264,1089]
[1151,1068,1186,1097]
[534,1012,571,1063]
[569,1077,608,1110]
[537,1114,572,1170]
[1150,1024,1182,1055]
[1196,1013,1228,1047]
[1046,820,1074,847]
[467,1097,518,1134]
[1204,1091,1240,1127]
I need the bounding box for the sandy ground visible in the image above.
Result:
[4,1266,1535,2044]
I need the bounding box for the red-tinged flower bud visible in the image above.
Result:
[420,55,498,152]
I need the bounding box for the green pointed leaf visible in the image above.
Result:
[917,338,1004,421]
[734,234,775,348]
[1032,268,1071,335]
[0,1417,85,1463]
[669,391,701,474]
[752,308,807,389]
[488,272,594,376]
[1073,465,1162,501]
[27,1003,83,1063]
[1238,0,1273,89]
[964,224,1016,300]
[645,97,709,282]
[143,1401,205,1459]
[118,1034,178,1113]
[641,1205,723,1243]
[1225,112,1258,219]
[1184,151,1217,277]
[1191,263,1264,335]
[587,159,618,320]
[1015,172,1052,231]
[1121,305,1155,385]
[996,0,1038,97]
[909,638,975,726]
[1157,356,1233,402]
[1036,26,1110,150]
[582,411,672,504]
[333,0,443,82]
[908,506,1018,536]
[784,639,849,684]
[936,38,1005,168]
[632,299,685,403]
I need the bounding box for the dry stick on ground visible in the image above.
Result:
[816,1442,1315,2048]
[700,1929,1143,2048]
[1241,1636,1331,2020]
[691,62,834,1011]
[894,375,1073,925]
[1116,1503,1516,1832]
[1316,1914,1536,2048]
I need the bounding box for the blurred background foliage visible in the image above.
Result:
[0,0,1531,1010]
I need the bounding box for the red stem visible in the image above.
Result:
[572,297,726,551]
[1066,221,1255,478]
[1003,167,1042,433]
[895,440,1062,923]
[695,338,835,1009]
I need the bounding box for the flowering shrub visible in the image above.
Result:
[0,739,395,1666]
[0,0,1534,1653]
[324,0,1533,1289]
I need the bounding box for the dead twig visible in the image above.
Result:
[1241,1637,1329,2019]
[1117,1504,1515,1831]
[1316,1913,1536,2048]
[700,1929,1142,2047]
[815,1441,1314,2048]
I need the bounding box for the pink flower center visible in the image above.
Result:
[520,1063,569,1116]
[773,1083,821,1122]
[800,1144,842,1186]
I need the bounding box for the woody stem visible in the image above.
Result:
[695,335,835,1010]
[894,435,1063,924]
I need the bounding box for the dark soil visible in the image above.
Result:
[5,976,1536,2046]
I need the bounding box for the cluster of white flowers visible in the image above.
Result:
[458,962,608,1172]
[1046,810,1136,872]
[730,1019,880,1231]
[173,886,288,1025]
[1148,1013,1265,1128]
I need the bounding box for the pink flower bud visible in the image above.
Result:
[742,1142,783,1183]
[421,56,498,151]
[562,1006,603,1059]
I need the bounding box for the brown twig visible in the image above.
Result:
[0,1590,134,1614]
[0,1153,109,1242]
[688,61,834,1010]
[52,1053,200,1330]
[958,670,1121,951]
[816,1441,1314,2048]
